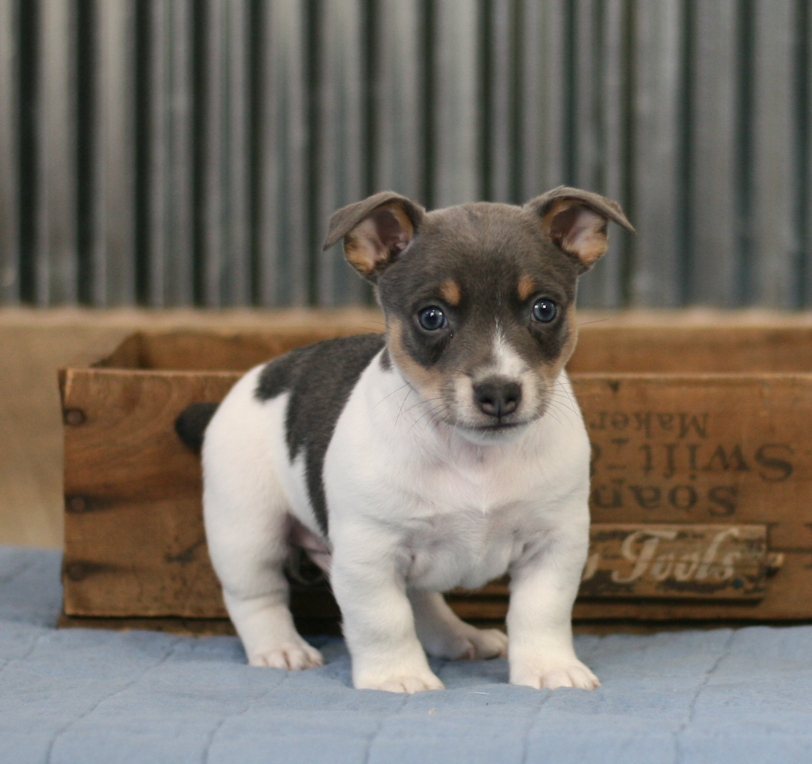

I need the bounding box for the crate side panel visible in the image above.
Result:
[570,326,812,374]
[572,549,806,620]
[573,374,812,618]
[62,368,239,617]
[139,324,382,371]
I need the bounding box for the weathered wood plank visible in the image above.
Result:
[568,325,812,374]
[750,0,796,307]
[256,0,308,306]
[147,0,193,307]
[690,0,738,307]
[0,0,19,305]
[91,0,136,306]
[575,374,812,553]
[629,0,684,307]
[316,0,366,307]
[61,368,239,617]
[59,325,812,623]
[580,524,771,599]
[36,0,77,305]
[374,0,423,200]
[139,325,381,372]
[434,0,480,207]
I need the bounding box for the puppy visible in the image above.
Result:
[176,186,633,693]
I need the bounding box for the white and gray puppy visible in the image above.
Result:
[177,186,633,693]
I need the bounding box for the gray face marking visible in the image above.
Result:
[255,334,386,536]
[379,347,392,372]
[377,203,578,438]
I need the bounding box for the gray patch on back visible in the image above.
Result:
[255,334,386,536]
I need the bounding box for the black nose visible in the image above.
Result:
[474,378,522,418]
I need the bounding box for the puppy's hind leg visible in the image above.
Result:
[410,591,507,660]
[218,527,323,671]
[202,389,322,671]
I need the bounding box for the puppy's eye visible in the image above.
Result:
[531,298,557,323]
[417,306,448,331]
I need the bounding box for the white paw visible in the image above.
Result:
[426,627,508,661]
[355,671,445,694]
[248,640,323,671]
[511,660,599,690]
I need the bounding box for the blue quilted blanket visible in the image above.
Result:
[2,545,812,763]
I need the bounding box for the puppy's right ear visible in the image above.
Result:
[323,192,425,282]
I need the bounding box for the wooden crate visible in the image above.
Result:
[59,320,812,633]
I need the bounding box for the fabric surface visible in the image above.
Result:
[2,545,812,763]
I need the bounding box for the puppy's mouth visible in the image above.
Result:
[469,421,524,432]
[456,419,532,438]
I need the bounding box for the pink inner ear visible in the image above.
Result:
[550,204,608,266]
[371,207,410,254]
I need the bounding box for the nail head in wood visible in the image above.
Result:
[66,496,87,513]
[64,562,87,581]
[64,409,86,426]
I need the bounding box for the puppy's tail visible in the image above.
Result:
[175,402,219,454]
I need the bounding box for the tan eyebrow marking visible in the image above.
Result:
[517,275,535,301]
[440,279,462,306]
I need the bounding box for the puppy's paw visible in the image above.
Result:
[511,660,599,691]
[248,640,323,671]
[427,627,508,661]
[355,670,445,694]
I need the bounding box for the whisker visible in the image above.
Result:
[400,396,444,418]
[375,382,410,408]
[544,391,578,416]
[394,386,414,426]
[409,402,446,433]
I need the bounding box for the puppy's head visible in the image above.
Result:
[323,187,634,444]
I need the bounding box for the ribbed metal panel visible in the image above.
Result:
[146,0,194,307]
[2,0,812,309]
[0,0,19,305]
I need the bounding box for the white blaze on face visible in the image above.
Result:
[490,326,528,379]
[451,326,542,426]
[489,327,543,416]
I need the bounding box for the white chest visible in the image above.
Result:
[398,501,532,590]
[320,358,590,592]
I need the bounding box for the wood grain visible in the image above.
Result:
[59,324,812,625]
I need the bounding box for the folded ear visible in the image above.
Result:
[525,186,635,273]
[323,191,425,282]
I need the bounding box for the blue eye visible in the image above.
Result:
[418,306,448,331]
[532,298,557,323]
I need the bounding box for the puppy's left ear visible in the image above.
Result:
[525,186,635,273]
[323,191,425,282]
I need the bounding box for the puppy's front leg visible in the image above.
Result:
[507,524,598,690]
[330,531,444,693]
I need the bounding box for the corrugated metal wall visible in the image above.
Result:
[1,0,811,309]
